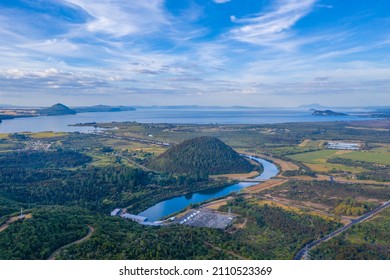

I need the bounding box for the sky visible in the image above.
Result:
[0,0,390,107]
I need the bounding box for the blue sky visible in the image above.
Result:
[0,0,389,107]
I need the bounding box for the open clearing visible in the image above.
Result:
[244,179,288,194]
[288,150,342,163]
[298,139,326,148]
[211,170,260,181]
[289,148,390,166]
[337,151,390,165]
[175,209,235,229]
[28,132,68,139]
[0,213,32,233]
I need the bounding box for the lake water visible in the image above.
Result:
[138,156,279,222]
[0,108,371,133]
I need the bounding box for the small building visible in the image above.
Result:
[121,213,148,223]
[110,208,122,217]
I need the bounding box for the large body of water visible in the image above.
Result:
[138,156,279,222]
[0,108,371,133]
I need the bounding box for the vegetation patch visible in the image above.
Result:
[311,209,390,259]
[218,198,341,259]
[333,198,379,216]
[148,136,256,175]
[0,151,92,169]
[337,151,390,165]
[0,207,90,259]
[263,181,389,211]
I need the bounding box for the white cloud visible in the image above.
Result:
[0,0,389,107]
[65,0,168,37]
[229,0,317,46]
[213,0,231,4]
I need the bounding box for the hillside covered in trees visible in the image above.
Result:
[147,136,255,175]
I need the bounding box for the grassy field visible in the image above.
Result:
[288,150,342,163]
[262,180,388,214]
[337,151,390,165]
[255,199,305,215]
[287,148,390,174]
[288,150,358,173]
[86,153,118,167]
[254,199,337,222]
[298,139,326,148]
[27,132,68,139]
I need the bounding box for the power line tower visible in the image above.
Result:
[228,207,234,220]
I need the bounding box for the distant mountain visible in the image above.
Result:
[312,110,348,116]
[73,105,136,113]
[299,103,328,110]
[369,109,390,118]
[147,136,256,175]
[39,103,76,116]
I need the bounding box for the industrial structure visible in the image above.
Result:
[325,141,361,150]
[110,208,122,217]
[175,208,235,229]
[121,213,148,223]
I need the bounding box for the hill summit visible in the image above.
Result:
[148,136,255,175]
[39,103,76,116]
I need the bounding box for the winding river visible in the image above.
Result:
[138,156,279,221]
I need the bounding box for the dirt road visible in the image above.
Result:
[0,213,32,233]
[47,225,94,260]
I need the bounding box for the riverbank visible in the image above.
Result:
[131,156,279,223]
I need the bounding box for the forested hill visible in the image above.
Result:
[147,136,255,175]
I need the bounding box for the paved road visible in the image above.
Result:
[47,225,94,260]
[294,200,390,260]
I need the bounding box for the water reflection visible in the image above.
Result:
[138,156,279,221]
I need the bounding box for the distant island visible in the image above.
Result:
[312,110,348,116]
[39,103,76,116]
[299,103,328,110]
[368,110,390,118]
[72,105,136,113]
[0,104,137,120]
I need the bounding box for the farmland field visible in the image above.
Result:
[288,150,341,163]
[337,151,390,165]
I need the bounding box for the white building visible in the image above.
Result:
[121,213,148,223]
[110,208,122,216]
[326,141,361,150]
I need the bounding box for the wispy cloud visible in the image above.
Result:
[66,0,168,37]
[229,0,317,46]
[213,0,232,4]
[0,0,389,106]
